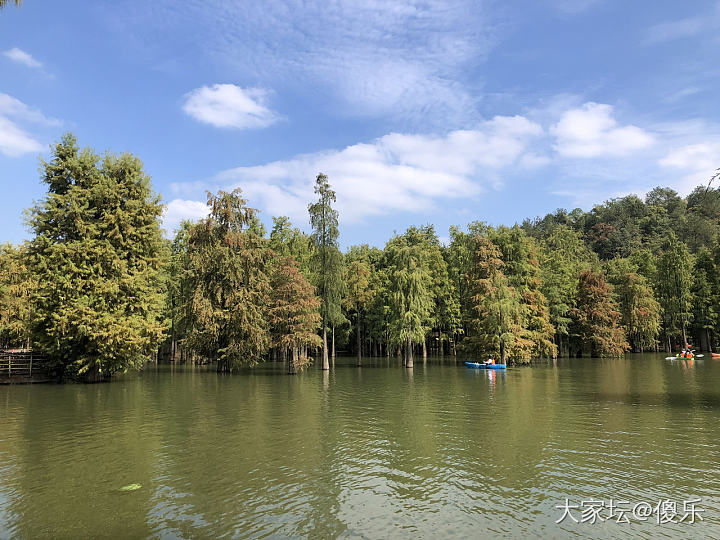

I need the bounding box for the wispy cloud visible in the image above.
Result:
[0,93,59,157]
[182,84,280,129]
[3,47,42,69]
[644,4,720,44]
[0,94,60,126]
[551,102,654,158]
[551,0,603,15]
[113,0,495,128]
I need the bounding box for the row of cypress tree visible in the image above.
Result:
[1,134,719,378]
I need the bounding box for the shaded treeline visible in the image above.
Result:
[1,135,719,379]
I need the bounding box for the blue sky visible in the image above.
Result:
[1,0,719,247]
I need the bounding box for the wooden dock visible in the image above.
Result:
[0,350,50,383]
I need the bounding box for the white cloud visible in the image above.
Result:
[162,199,210,233]
[0,116,42,157]
[660,142,720,171]
[182,84,279,129]
[551,102,654,158]
[199,115,546,223]
[0,94,58,157]
[659,142,720,194]
[3,47,42,69]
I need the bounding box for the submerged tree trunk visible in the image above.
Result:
[406,337,414,368]
[357,314,362,366]
[422,339,427,360]
[322,323,329,370]
[331,325,336,360]
[289,347,298,374]
[707,328,713,352]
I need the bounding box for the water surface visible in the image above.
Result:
[1,354,719,538]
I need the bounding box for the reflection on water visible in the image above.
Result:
[1,355,720,538]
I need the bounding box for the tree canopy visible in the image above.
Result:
[27,134,166,379]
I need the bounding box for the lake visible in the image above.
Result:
[1,354,719,538]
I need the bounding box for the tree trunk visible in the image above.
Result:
[322,324,329,370]
[332,325,336,360]
[406,337,414,368]
[706,328,712,352]
[682,324,688,349]
[422,339,427,359]
[357,314,362,366]
[500,339,506,364]
[289,347,298,374]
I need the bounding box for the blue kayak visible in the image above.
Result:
[465,361,507,370]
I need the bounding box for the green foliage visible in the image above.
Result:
[491,226,556,361]
[0,243,34,348]
[539,226,596,354]
[656,232,694,348]
[27,134,166,378]
[385,237,433,364]
[184,189,272,372]
[308,173,345,368]
[270,216,314,278]
[606,258,661,352]
[163,221,193,359]
[464,234,522,363]
[691,247,719,350]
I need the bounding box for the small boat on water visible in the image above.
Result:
[464,361,507,370]
[712,353,720,359]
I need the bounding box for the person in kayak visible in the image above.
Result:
[485,355,494,365]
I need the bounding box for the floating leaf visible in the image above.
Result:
[119,483,142,492]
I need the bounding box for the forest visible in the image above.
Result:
[1,134,719,379]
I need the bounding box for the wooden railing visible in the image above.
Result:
[0,351,47,378]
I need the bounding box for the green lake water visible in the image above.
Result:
[1,354,719,538]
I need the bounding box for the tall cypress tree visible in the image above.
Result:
[308,173,343,370]
[28,134,166,379]
[570,269,629,357]
[491,226,556,362]
[691,247,718,351]
[465,234,521,364]
[185,189,272,372]
[344,259,373,366]
[386,239,432,368]
[607,258,661,352]
[270,256,322,373]
[656,232,694,350]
